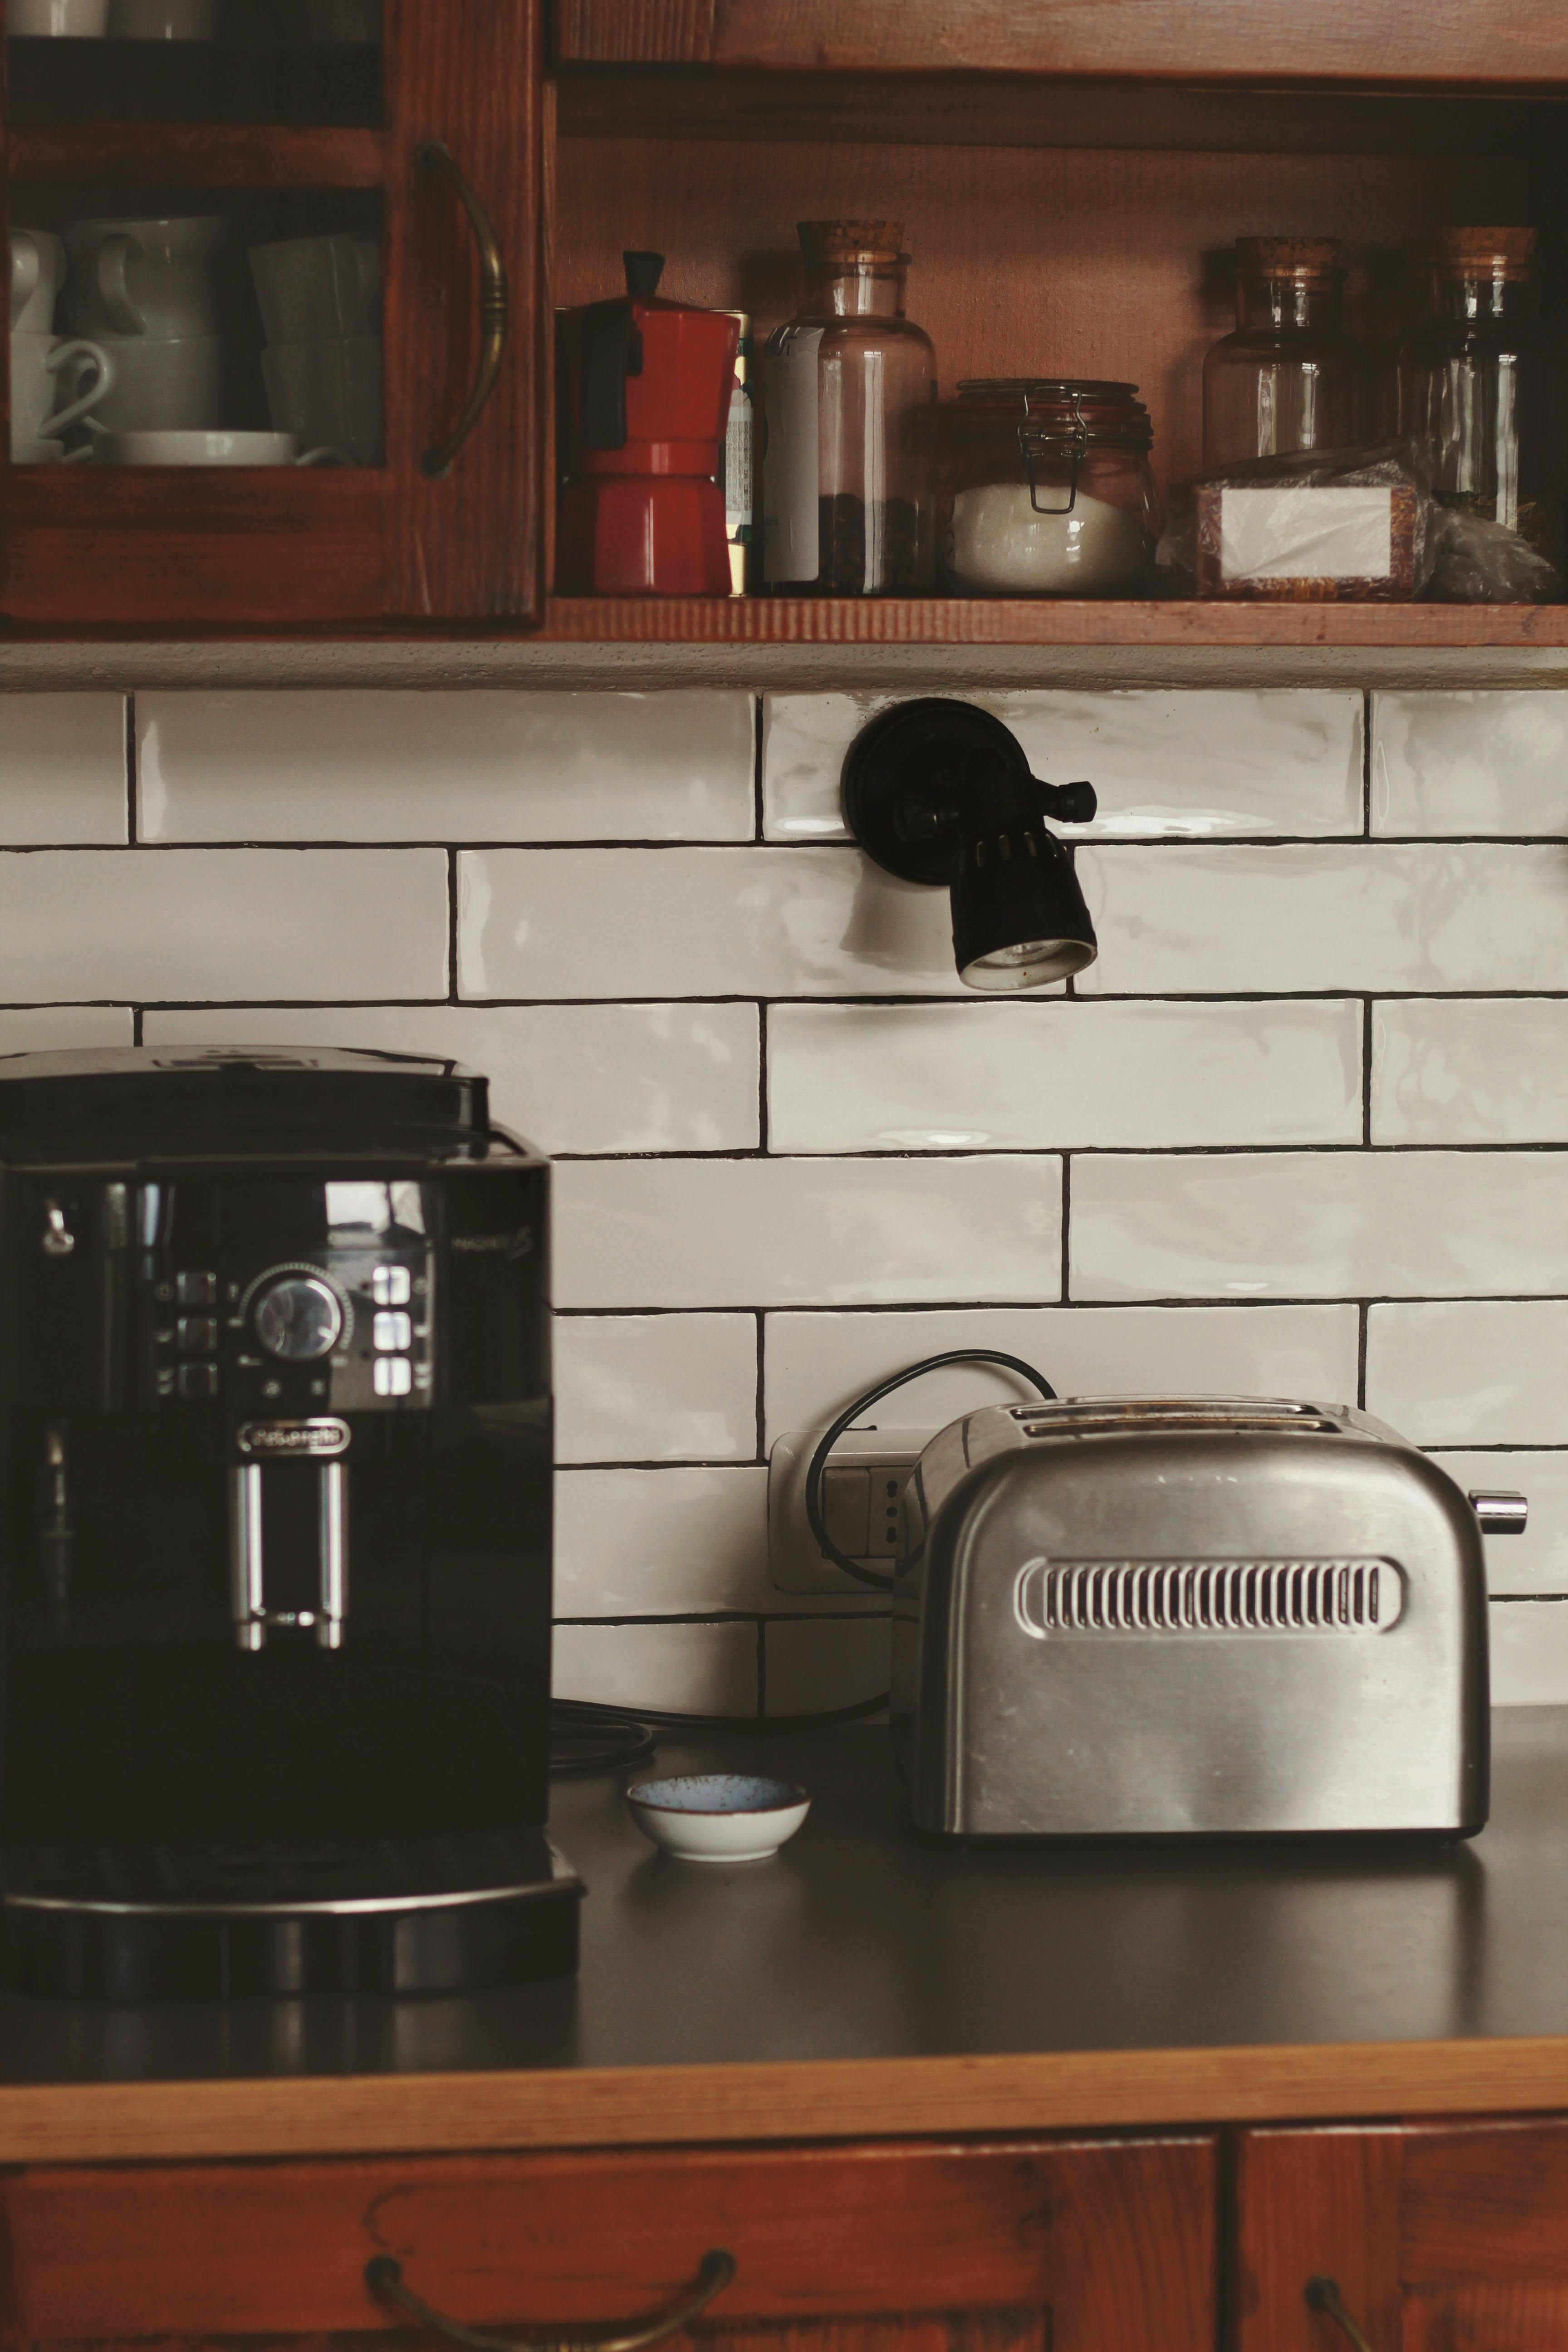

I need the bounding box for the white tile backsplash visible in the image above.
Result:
[1366,1301,1568,1446]
[0,848,448,1003]
[1427,1451,1568,1595]
[1077,843,1568,995]
[139,690,756,843]
[763,1303,1362,1445]
[556,1154,1063,1310]
[1072,1151,1568,1301]
[769,999,1362,1152]
[9,678,1568,1715]
[763,691,1363,842]
[1372,1000,1568,1146]
[1372,691,1568,837]
[458,846,980,1001]
[555,1314,758,1463]
[0,695,126,844]
[144,1001,760,1154]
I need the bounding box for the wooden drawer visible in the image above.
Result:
[1236,2113,1568,2352]
[0,2134,1215,2352]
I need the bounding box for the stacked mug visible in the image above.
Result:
[9,2,222,31]
[10,228,114,461]
[59,213,231,448]
[249,231,382,465]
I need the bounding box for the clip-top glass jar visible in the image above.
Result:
[1203,236,1372,470]
[1399,225,1558,565]
[936,379,1158,596]
[760,219,936,596]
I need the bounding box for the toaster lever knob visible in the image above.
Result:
[1469,1490,1528,1535]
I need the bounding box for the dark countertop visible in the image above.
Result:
[3,1710,1568,2161]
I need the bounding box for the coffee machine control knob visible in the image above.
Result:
[252,1273,344,1363]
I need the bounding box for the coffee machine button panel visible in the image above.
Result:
[177,1362,219,1401]
[250,1272,347,1364]
[371,1264,412,1307]
[373,1356,413,1397]
[372,1309,412,1352]
[175,1270,218,1308]
[177,1316,218,1356]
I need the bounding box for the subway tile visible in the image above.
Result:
[0,695,126,844]
[457,846,990,1000]
[764,1616,892,1716]
[138,690,756,843]
[1427,1451,1568,1596]
[1490,1601,1568,1707]
[1366,1302,1568,1446]
[763,1304,1361,1445]
[555,1314,758,1463]
[1072,1151,1568,1302]
[1372,691,1568,837]
[143,1002,758,1154]
[1372,1000,1568,1146]
[0,1006,133,1049]
[0,849,447,1003]
[556,1465,868,1616]
[551,1619,759,1716]
[763,691,1362,843]
[556,1155,1062,1310]
[1075,844,1568,995]
[769,999,1361,1152]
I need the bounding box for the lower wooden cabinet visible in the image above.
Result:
[0,2134,1216,2352]
[1236,2115,1568,2352]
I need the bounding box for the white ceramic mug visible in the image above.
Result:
[8,0,111,29]
[248,233,379,347]
[60,214,230,341]
[108,0,220,31]
[10,330,114,454]
[10,230,65,333]
[261,334,380,463]
[67,329,223,431]
[90,429,345,465]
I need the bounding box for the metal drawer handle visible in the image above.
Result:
[416,137,508,480]
[366,2248,736,2352]
[1307,2276,1378,2352]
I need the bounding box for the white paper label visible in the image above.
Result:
[761,325,822,583]
[722,385,752,537]
[1219,486,1394,581]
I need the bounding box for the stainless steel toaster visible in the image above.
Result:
[892,1396,1524,1839]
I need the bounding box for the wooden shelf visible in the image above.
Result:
[542,597,1568,648]
[6,123,385,187]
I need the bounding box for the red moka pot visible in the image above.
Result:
[556,252,740,596]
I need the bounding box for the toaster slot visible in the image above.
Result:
[1014,1557,1403,1637]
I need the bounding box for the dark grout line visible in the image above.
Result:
[124,692,139,846]
[446,850,459,1004]
[752,694,764,843]
[1362,999,1374,1146]
[1362,689,1372,838]
[754,1311,766,1465]
[1357,1302,1369,1410]
[757,1001,769,1152]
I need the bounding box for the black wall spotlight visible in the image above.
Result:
[841,698,1099,990]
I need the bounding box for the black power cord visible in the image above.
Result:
[804,1349,1058,1592]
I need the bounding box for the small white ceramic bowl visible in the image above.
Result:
[626,1774,810,1863]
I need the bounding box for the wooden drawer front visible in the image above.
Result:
[0,2135,1215,2352]
[1236,2115,1568,2352]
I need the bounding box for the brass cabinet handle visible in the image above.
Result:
[1306,2276,1378,2352]
[366,2248,737,2352]
[416,137,508,480]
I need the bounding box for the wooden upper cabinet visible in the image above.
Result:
[555,0,1568,84]
[0,0,545,630]
[0,2133,1217,2352]
[1236,2115,1568,2352]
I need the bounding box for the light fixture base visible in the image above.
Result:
[840,698,1033,885]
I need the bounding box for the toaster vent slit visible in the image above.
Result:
[1017,1558,1396,1637]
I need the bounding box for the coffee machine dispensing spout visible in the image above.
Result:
[229,1422,351,1653]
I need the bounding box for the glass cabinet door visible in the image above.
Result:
[0,0,543,626]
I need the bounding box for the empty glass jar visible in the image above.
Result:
[1203,236,1372,470]
[936,379,1158,595]
[1399,225,1557,564]
[760,219,936,595]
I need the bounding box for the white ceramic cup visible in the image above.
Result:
[10,330,115,453]
[60,214,230,341]
[11,434,93,463]
[108,0,220,31]
[8,0,111,29]
[89,429,344,465]
[248,233,379,347]
[66,329,224,431]
[10,230,65,333]
[261,333,380,463]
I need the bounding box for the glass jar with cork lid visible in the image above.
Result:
[1203,236,1373,470]
[760,219,936,595]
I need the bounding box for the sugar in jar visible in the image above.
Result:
[936,379,1159,596]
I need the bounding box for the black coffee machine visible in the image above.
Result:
[0,1047,578,2000]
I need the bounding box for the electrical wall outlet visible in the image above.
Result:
[767,1424,935,1593]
